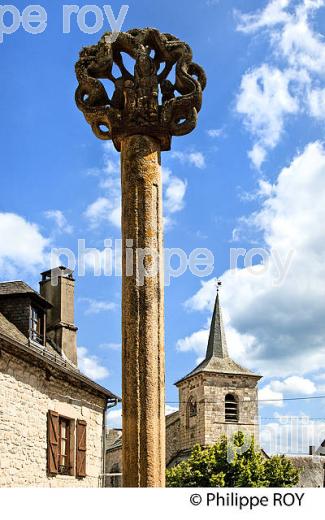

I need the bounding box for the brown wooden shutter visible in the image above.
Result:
[47,410,59,475]
[76,419,87,478]
[69,419,75,476]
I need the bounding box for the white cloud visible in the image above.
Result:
[177,328,209,356]
[85,144,188,231]
[84,197,115,228]
[313,372,325,381]
[0,212,49,279]
[248,144,267,170]
[189,152,206,169]
[99,342,121,351]
[181,142,325,377]
[235,0,325,166]
[84,143,121,229]
[207,128,224,138]
[271,376,316,395]
[107,408,122,428]
[259,376,316,407]
[165,404,179,415]
[77,244,121,277]
[308,87,325,118]
[78,346,109,380]
[279,1,325,73]
[236,65,299,167]
[161,166,187,228]
[79,297,117,315]
[260,413,325,455]
[235,0,290,33]
[165,176,187,214]
[44,210,73,234]
[259,385,284,407]
[171,150,206,169]
[107,404,180,429]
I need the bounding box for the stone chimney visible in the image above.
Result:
[40,266,78,366]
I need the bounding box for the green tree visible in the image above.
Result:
[166,432,300,488]
[264,455,300,487]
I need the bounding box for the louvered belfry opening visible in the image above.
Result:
[225,394,239,423]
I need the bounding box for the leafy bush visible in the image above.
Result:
[166,432,299,487]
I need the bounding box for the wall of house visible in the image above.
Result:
[0,350,106,487]
[105,447,122,487]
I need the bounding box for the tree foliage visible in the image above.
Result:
[166,432,300,488]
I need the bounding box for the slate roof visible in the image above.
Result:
[0,309,120,402]
[166,410,180,427]
[0,281,51,308]
[288,456,325,487]
[106,434,123,451]
[176,291,261,385]
[0,311,28,345]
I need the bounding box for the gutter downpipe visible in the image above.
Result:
[102,398,119,487]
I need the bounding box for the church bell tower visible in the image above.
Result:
[175,287,262,451]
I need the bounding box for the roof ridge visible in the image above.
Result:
[0,280,24,283]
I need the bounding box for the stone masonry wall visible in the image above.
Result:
[177,373,259,453]
[105,446,122,487]
[0,350,106,487]
[178,375,206,450]
[166,414,180,465]
[203,374,259,446]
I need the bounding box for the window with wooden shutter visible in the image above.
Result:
[76,419,87,478]
[47,410,59,475]
[48,412,75,477]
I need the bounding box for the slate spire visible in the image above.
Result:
[175,281,261,384]
[205,288,229,361]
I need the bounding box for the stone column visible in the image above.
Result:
[75,28,206,487]
[121,135,165,487]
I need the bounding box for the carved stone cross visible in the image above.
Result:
[75,28,206,487]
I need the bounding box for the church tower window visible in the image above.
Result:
[186,396,197,428]
[225,394,238,423]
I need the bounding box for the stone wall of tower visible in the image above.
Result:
[177,372,259,452]
[178,374,206,451]
[203,373,259,446]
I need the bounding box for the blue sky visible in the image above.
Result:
[2,0,325,454]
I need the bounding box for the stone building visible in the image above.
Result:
[106,290,262,481]
[0,266,119,487]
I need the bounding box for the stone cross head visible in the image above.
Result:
[75,28,207,151]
